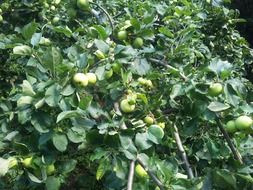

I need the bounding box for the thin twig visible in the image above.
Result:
[113,102,127,129]
[90,2,114,34]
[136,158,165,190]
[173,124,194,179]
[215,116,243,164]
[127,160,135,190]
[148,58,188,81]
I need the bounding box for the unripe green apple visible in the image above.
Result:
[158,122,165,129]
[208,83,223,96]
[50,5,56,11]
[133,37,144,48]
[52,16,60,24]
[86,73,97,85]
[120,99,135,113]
[53,0,61,5]
[22,157,33,168]
[105,69,113,79]
[112,63,121,74]
[144,116,154,125]
[117,30,127,41]
[138,77,146,85]
[77,0,90,11]
[73,73,88,87]
[135,164,148,179]
[225,120,237,133]
[235,116,253,130]
[46,164,56,175]
[145,80,153,88]
[0,15,3,22]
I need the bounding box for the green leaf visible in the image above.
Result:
[54,26,72,37]
[22,22,39,40]
[207,102,230,112]
[52,133,68,152]
[58,159,77,174]
[27,172,43,184]
[13,45,32,55]
[42,47,62,76]
[131,58,151,76]
[135,133,152,150]
[31,33,42,46]
[45,84,61,107]
[61,85,75,96]
[94,39,109,53]
[22,80,36,96]
[56,110,84,123]
[45,176,61,190]
[96,158,109,180]
[79,95,93,110]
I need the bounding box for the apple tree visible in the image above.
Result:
[1,0,253,189]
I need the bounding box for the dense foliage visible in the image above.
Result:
[1,0,253,189]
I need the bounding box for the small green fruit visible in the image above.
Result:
[46,164,55,175]
[112,63,121,74]
[158,122,165,129]
[22,157,33,168]
[50,5,56,11]
[52,16,60,24]
[77,0,90,11]
[0,15,3,22]
[135,164,148,179]
[144,116,154,125]
[225,120,237,133]
[73,73,88,87]
[138,77,146,85]
[86,73,97,85]
[235,116,253,130]
[133,37,144,48]
[105,69,113,79]
[117,30,127,41]
[120,99,135,113]
[208,83,223,96]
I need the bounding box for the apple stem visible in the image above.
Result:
[127,160,135,190]
[148,58,188,81]
[136,158,165,190]
[89,2,114,34]
[215,117,243,164]
[173,124,194,179]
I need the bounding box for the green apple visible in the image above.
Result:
[138,77,147,85]
[133,37,144,48]
[86,73,97,85]
[0,15,3,22]
[117,30,127,41]
[225,120,237,133]
[235,116,253,130]
[22,157,33,168]
[46,164,55,175]
[53,0,61,5]
[50,5,56,11]
[135,164,148,179]
[144,116,154,125]
[145,80,153,88]
[77,0,90,11]
[73,73,88,87]
[105,69,113,79]
[52,16,60,24]
[158,122,165,129]
[208,83,223,96]
[120,99,135,113]
[112,63,121,74]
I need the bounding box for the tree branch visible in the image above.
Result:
[215,116,243,164]
[173,124,194,179]
[127,160,135,190]
[136,158,165,190]
[90,2,114,34]
[148,58,188,81]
